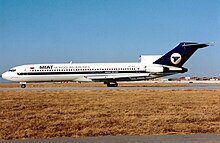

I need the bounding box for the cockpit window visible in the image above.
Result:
[9,69,16,72]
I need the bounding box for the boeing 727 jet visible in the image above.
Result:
[2,42,211,88]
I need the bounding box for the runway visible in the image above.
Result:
[1,134,220,143]
[0,83,220,91]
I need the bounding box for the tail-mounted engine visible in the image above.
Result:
[145,66,188,73]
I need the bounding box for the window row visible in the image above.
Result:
[30,68,136,72]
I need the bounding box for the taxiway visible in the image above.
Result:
[1,134,220,143]
[0,83,220,91]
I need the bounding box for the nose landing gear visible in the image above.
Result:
[20,82,27,88]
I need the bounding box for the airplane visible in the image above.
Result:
[2,42,211,88]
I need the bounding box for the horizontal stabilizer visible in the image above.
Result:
[183,42,214,48]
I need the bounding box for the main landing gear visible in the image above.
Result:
[20,82,27,88]
[105,82,118,87]
[21,84,26,88]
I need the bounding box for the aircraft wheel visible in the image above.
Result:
[21,84,26,88]
[114,83,118,87]
[107,82,118,87]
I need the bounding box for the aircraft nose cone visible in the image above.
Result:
[2,72,10,80]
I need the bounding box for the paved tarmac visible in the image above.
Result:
[0,83,220,91]
[1,134,220,143]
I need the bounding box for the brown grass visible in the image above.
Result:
[0,89,220,139]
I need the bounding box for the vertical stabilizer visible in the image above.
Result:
[153,42,210,67]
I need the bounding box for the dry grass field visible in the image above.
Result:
[0,83,220,139]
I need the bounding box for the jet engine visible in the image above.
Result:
[145,66,164,73]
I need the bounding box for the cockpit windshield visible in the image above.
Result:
[9,69,16,72]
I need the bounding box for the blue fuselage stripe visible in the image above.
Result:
[17,71,147,75]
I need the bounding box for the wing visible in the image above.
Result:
[85,73,150,82]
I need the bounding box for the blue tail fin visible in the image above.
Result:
[153,42,210,67]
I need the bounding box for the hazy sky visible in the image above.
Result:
[0,0,220,77]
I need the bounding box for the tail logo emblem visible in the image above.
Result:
[170,53,182,65]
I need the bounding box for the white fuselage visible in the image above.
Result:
[2,62,175,83]
[2,63,142,82]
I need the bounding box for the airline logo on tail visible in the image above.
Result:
[170,53,182,65]
[154,42,211,67]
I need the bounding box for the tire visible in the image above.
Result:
[21,84,26,88]
[107,83,118,87]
